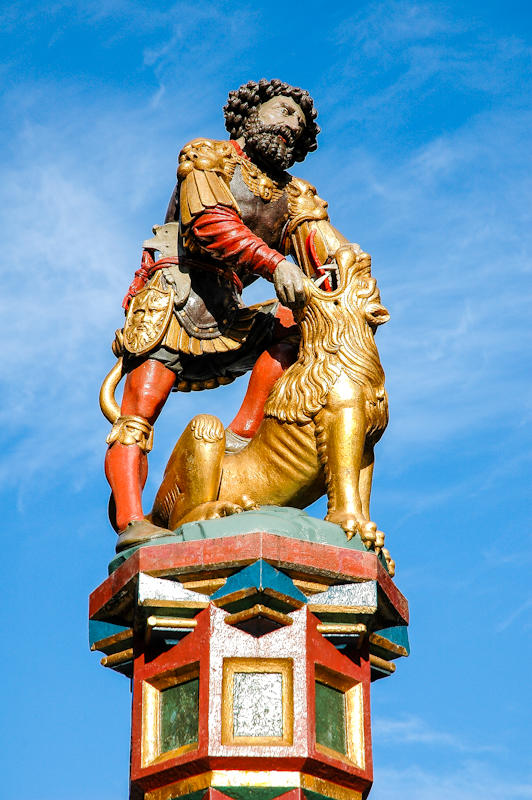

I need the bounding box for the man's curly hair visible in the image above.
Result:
[224,78,320,163]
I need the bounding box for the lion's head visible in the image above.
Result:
[265,245,389,423]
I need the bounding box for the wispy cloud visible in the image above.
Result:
[494,598,532,633]
[327,1,532,124]
[372,760,532,800]
[373,715,500,753]
[0,2,265,505]
[0,84,225,499]
[326,107,532,467]
[291,5,532,476]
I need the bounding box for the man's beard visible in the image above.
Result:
[242,112,298,172]
[130,322,156,349]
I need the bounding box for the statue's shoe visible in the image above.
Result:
[116,519,172,553]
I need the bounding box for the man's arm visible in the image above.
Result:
[190,206,305,307]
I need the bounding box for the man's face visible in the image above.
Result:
[126,289,170,351]
[257,96,306,140]
[242,94,306,172]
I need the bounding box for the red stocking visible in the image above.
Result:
[105,359,175,531]
[229,306,298,439]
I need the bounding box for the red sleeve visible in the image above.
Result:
[191,205,285,280]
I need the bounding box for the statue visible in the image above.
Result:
[100,79,390,559]
[92,85,409,800]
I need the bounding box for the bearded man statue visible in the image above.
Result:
[105,78,353,552]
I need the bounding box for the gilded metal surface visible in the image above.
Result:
[221,658,294,746]
[316,623,367,635]
[100,648,133,668]
[146,616,198,629]
[142,681,160,766]
[179,576,227,594]
[161,300,268,359]
[369,654,396,673]
[145,772,363,800]
[285,177,351,280]
[152,246,390,546]
[144,615,197,645]
[178,138,240,228]
[287,177,329,231]
[381,547,396,578]
[106,414,154,453]
[90,627,133,654]
[123,272,175,355]
[224,604,293,629]
[238,156,286,202]
[368,632,408,658]
[99,357,122,423]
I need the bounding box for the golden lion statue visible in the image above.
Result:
[151,245,390,553]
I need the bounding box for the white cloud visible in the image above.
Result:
[372,761,532,800]
[0,84,221,497]
[494,598,532,633]
[325,104,532,462]
[373,715,499,753]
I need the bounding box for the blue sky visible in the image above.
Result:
[1,1,531,797]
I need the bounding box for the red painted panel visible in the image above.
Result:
[90,534,408,625]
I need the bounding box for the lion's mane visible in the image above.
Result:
[264,286,385,424]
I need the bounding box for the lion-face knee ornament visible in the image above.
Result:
[152,245,391,558]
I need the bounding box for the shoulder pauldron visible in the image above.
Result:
[178,138,240,226]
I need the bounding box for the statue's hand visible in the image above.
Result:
[161,265,183,287]
[161,264,192,307]
[273,259,306,309]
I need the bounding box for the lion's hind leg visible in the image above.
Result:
[359,445,390,560]
[151,414,225,529]
[315,375,378,547]
[359,446,374,521]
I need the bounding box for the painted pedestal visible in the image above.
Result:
[89,508,409,800]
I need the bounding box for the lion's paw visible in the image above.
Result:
[381,547,395,578]
[326,512,377,546]
[179,501,243,524]
[375,529,385,551]
[239,495,261,512]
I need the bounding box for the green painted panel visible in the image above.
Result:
[216,788,293,800]
[315,681,346,755]
[304,790,344,800]
[160,677,199,753]
[167,791,206,800]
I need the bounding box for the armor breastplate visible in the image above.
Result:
[175,166,290,339]
[229,165,290,252]
[165,140,296,344]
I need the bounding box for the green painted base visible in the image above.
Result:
[109,506,366,573]
[168,786,361,800]
[215,789,290,800]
